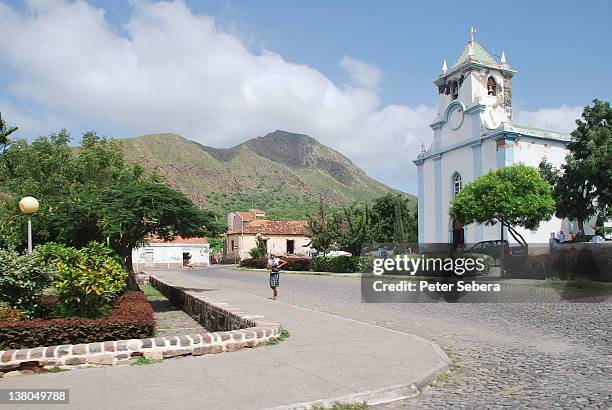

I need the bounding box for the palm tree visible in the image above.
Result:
[0,112,18,153]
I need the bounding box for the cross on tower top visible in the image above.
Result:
[469,26,477,42]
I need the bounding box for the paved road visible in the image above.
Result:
[182,267,612,409]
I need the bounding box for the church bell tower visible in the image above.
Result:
[430,28,516,150]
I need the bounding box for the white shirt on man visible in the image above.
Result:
[268,257,281,271]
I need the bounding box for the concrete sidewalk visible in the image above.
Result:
[0,270,450,410]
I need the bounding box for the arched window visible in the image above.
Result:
[487,76,497,96]
[452,173,462,197]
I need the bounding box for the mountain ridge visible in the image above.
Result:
[120,130,415,220]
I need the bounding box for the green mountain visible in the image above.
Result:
[121,130,414,220]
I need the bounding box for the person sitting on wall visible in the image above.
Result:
[557,231,566,243]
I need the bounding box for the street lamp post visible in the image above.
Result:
[19,196,39,254]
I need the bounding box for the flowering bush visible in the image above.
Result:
[39,242,127,318]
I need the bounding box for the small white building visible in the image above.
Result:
[132,236,210,271]
[415,34,593,246]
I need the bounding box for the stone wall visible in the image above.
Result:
[149,276,255,332]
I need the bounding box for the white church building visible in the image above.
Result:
[415,34,585,245]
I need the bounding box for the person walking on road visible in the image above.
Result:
[267,253,287,300]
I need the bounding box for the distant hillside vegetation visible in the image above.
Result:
[121,130,415,220]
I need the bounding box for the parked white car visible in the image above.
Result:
[317,250,352,257]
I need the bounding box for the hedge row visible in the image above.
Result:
[0,292,155,350]
[504,248,612,281]
[241,254,494,275]
[311,256,373,273]
[239,257,311,271]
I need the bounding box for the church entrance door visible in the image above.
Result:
[452,220,465,249]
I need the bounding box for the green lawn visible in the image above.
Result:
[139,284,165,301]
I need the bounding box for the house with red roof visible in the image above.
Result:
[224,209,312,261]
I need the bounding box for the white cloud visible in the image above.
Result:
[339,56,382,91]
[0,1,584,194]
[515,105,582,133]
[0,0,434,193]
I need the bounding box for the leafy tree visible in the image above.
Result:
[307,194,418,255]
[208,237,224,253]
[539,100,611,231]
[449,164,555,246]
[334,205,372,256]
[538,159,593,234]
[0,128,224,287]
[0,112,18,154]
[249,235,268,258]
[370,193,418,243]
[306,198,335,254]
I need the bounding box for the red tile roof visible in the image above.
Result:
[228,220,309,236]
[236,211,255,222]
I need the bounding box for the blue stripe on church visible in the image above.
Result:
[506,141,515,165]
[434,155,442,242]
[471,142,484,242]
[494,135,514,241]
[417,163,424,244]
[496,144,505,168]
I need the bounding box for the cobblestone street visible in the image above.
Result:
[189,267,611,409]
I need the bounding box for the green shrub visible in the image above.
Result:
[39,242,127,318]
[240,257,311,271]
[312,256,364,273]
[0,292,154,350]
[0,249,56,316]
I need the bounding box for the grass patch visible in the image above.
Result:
[442,347,460,369]
[311,402,368,410]
[140,284,166,301]
[47,366,67,373]
[430,371,452,387]
[429,348,458,388]
[267,329,290,346]
[131,356,163,366]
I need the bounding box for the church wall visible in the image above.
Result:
[481,138,499,173]
[441,107,480,147]
[440,148,475,243]
[512,137,568,169]
[421,159,437,243]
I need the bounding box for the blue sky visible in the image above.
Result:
[0,0,610,194]
[86,0,612,109]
